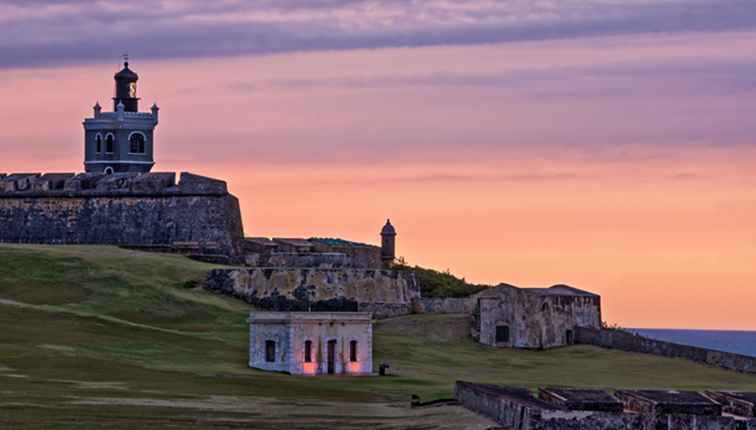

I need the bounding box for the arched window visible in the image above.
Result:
[349,340,358,362]
[129,132,146,154]
[103,167,114,175]
[265,340,276,363]
[105,134,115,153]
[304,340,312,363]
[95,134,103,153]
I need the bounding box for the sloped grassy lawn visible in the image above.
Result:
[1,245,755,428]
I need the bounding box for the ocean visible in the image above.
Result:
[630,328,756,358]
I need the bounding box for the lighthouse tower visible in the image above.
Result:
[83,59,159,174]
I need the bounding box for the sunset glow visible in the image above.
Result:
[3,2,756,330]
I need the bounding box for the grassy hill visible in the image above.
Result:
[1,245,755,429]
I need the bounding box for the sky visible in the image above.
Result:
[2,0,756,330]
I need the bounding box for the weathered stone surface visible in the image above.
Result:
[414,297,474,314]
[204,268,419,317]
[0,171,244,255]
[538,388,623,413]
[472,284,602,349]
[176,172,227,194]
[576,328,756,374]
[454,382,643,430]
[357,302,413,319]
[266,252,351,269]
[456,382,741,430]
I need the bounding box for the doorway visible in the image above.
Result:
[565,329,574,345]
[327,340,337,374]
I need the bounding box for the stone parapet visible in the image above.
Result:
[0,171,228,197]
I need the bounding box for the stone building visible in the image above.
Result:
[471,284,602,349]
[83,61,159,174]
[248,312,373,376]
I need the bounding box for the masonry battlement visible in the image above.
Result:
[0,171,228,197]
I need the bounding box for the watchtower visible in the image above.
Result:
[381,219,396,263]
[83,58,159,174]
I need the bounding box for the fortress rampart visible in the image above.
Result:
[576,327,756,374]
[0,171,244,255]
[204,267,419,319]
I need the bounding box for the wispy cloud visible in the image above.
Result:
[2,0,756,68]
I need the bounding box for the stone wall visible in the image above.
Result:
[576,327,756,374]
[204,267,419,318]
[310,241,383,269]
[454,382,643,430]
[413,297,474,314]
[0,172,244,255]
[455,382,753,430]
[358,302,413,319]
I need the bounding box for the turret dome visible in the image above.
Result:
[381,219,396,235]
[114,62,138,81]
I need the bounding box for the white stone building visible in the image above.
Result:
[248,312,373,376]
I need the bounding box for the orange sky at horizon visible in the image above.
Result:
[2,32,756,330]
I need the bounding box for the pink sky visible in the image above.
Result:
[2,31,756,329]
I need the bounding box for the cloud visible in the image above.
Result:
[2,0,756,69]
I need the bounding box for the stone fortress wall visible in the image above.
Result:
[576,327,756,375]
[205,267,419,319]
[455,381,756,430]
[0,171,244,256]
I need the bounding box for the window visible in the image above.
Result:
[105,134,115,153]
[103,167,114,175]
[265,340,276,362]
[129,132,145,154]
[349,340,358,362]
[95,134,103,153]
[304,340,312,363]
[495,325,510,343]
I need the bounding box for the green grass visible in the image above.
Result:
[1,245,755,428]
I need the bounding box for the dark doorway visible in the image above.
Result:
[496,325,510,343]
[565,329,574,345]
[327,340,337,374]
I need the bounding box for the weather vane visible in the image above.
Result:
[122,53,129,66]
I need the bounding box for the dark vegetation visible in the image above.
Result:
[393,262,488,298]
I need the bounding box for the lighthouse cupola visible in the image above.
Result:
[113,61,139,112]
